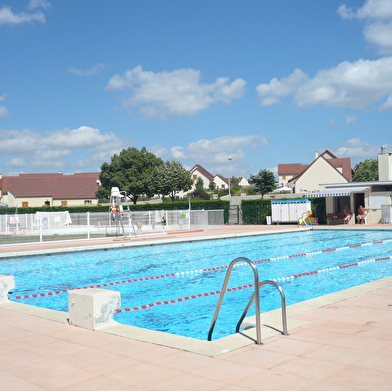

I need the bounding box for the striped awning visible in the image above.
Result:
[305,187,369,198]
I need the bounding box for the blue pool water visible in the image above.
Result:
[2,229,392,340]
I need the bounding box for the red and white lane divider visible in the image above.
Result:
[11,239,392,301]
[273,256,392,282]
[114,255,392,313]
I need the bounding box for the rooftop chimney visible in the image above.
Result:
[378,146,392,181]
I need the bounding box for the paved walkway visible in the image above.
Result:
[1,225,392,390]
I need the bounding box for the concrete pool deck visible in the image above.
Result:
[1,224,392,390]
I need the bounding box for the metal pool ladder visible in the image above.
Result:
[207,257,288,344]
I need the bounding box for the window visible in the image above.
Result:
[84,200,92,205]
[193,174,198,179]
[61,201,67,206]
[22,202,28,207]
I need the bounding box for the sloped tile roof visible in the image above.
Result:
[1,173,99,199]
[189,165,214,181]
[288,156,352,183]
[278,163,309,175]
[328,158,352,181]
[214,174,228,184]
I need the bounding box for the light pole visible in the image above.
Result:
[228,157,232,196]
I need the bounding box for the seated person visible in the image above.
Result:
[356,205,369,224]
[343,206,352,223]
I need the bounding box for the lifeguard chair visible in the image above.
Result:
[106,187,136,238]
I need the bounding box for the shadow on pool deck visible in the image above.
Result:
[1,224,392,390]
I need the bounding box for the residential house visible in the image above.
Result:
[238,177,250,187]
[0,172,100,208]
[305,148,392,224]
[189,165,214,190]
[213,174,229,190]
[189,165,249,191]
[278,163,308,188]
[279,150,352,194]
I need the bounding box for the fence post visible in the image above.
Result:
[87,211,90,239]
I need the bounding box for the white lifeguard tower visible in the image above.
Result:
[106,187,136,238]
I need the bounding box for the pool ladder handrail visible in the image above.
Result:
[235,280,288,336]
[207,257,288,344]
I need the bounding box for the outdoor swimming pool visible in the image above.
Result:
[3,229,392,340]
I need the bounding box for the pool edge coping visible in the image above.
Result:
[2,274,392,357]
[0,228,302,259]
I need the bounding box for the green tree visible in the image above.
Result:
[152,160,193,201]
[96,147,163,204]
[195,177,204,189]
[209,180,216,191]
[353,159,378,182]
[231,176,238,186]
[248,169,276,198]
[192,177,210,200]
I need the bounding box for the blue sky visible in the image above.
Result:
[1,0,392,179]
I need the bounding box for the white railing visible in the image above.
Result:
[0,209,224,243]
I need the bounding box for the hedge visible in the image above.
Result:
[0,200,231,223]
[241,197,326,225]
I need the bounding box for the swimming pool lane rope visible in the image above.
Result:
[10,238,392,301]
[115,254,392,313]
[11,239,392,308]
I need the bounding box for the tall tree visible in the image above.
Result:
[152,160,193,201]
[96,147,163,204]
[248,169,276,198]
[353,159,378,182]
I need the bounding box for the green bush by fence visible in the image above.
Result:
[241,199,272,224]
[241,197,326,225]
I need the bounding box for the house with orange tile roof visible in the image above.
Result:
[0,172,100,208]
[278,150,352,193]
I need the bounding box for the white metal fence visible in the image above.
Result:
[0,209,224,242]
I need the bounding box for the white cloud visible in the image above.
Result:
[34,149,71,161]
[0,5,45,25]
[169,135,268,172]
[27,0,51,9]
[338,0,392,53]
[149,145,168,158]
[106,65,246,119]
[3,158,28,168]
[73,159,92,169]
[0,106,9,119]
[337,0,392,20]
[42,126,121,151]
[363,21,392,54]
[67,63,104,77]
[0,129,40,153]
[329,118,336,127]
[344,114,357,124]
[333,137,383,158]
[256,69,308,106]
[0,126,124,171]
[257,57,392,110]
[0,93,9,119]
[379,94,392,111]
[170,146,186,160]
